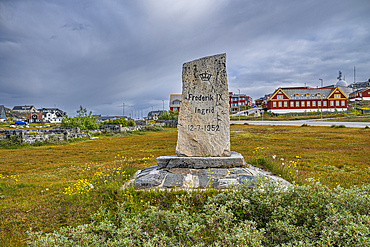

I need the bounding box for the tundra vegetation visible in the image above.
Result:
[61,106,98,130]
[0,125,369,246]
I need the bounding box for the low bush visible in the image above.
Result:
[27,178,370,246]
[100,117,128,126]
[140,125,164,131]
[331,124,346,128]
[0,135,67,149]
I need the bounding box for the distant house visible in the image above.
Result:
[229,92,252,112]
[264,87,348,114]
[169,94,182,112]
[147,110,166,119]
[0,105,6,120]
[349,88,370,101]
[28,112,44,123]
[38,108,66,123]
[13,105,37,113]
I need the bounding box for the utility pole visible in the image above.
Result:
[320,79,323,120]
[162,100,164,111]
[238,89,241,121]
[122,103,125,117]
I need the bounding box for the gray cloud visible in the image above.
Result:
[1,0,369,116]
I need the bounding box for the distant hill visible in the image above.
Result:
[4,107,28,120]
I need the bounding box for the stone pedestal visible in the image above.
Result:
[126,164,291,190]
[132,166,257,189]
[157,151,245,169]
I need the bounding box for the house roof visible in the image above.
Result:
[169,94,182,107]
[268,87,347,101]
[349,87,370,96]
[13,105,35,110]
[148,110,166,118]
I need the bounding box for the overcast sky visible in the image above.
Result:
[1,0,370,117]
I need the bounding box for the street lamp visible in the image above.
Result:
[238,89,241,121]
[319,79,323,121]
[122,103,125,117]
[162,100,164,111]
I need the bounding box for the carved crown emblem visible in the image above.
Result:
[199,71,212,81]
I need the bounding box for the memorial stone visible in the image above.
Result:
[176,53,230,157]
[128,54,291,190]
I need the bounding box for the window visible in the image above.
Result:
[307,101,310,107]
[330,101,334,106]
[301,101,305,107]
[273,102,276,107]
[278,101,282,107]
[305,93,310,97]
[290,102,294,107]
[284,101,287,107]
[277,95,283,99]
[323,101,327,106]
[336,101,339,106]
[341,100,345,106]
[334,94,340,98]
[312,101,316,107]
[296,101,299,107]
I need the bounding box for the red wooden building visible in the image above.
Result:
[229,92,252,113]
[169,94,182,112]
[264,87,348,114]
[349,88,370,101]
[28,112,44,123]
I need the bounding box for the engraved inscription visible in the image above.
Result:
[187,124,220,132]
[176,53,230,157]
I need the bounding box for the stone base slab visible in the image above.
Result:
[130,166,255,189]
[156,151,245,169]
[124,164,291,190]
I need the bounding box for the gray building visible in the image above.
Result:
[0,105,6,120]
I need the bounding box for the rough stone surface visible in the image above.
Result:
[176,53,230,157]
[157,151,244,169]
[239,175,256,186]
[162,173,183,188]
[134,173,165,188]
[129,164,291,190]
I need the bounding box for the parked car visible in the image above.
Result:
[13,121,28,125]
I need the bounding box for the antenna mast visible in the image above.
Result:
[354,66,356,83]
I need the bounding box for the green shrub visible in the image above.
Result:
[61,106,98,130]
[127,119,135,127]
[101,118,128,127]
[157,110,178,120]
[140,125,163,131]
[27,179,370,246]
[0,135,23,148]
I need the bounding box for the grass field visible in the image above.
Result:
[1,125,370,246]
